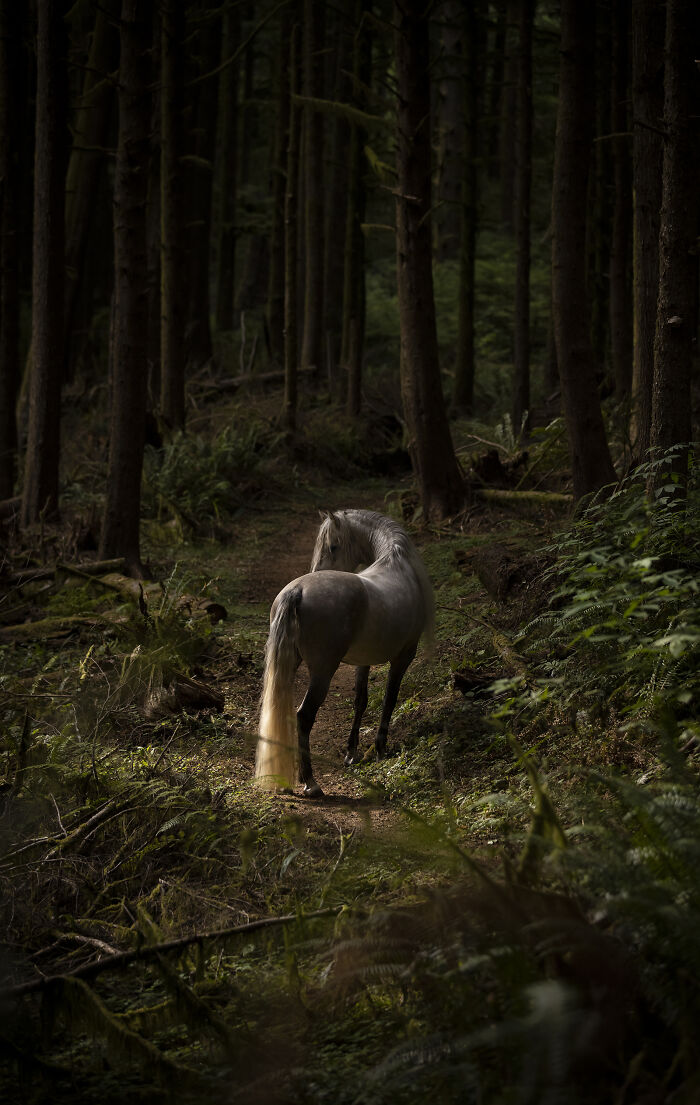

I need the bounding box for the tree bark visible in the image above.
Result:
[435,0,464,261]
[63,2,119,384]
[649,0,700,496]
[512,0,534,434]
[589,1,612,377]
[266,16,290,367]
[214,5,240,334]
[630,0,663,458]
[99,0,150,574]
[551,0,617,499]
[284,25,301,435]
[22,0,67,527]
[498,0,518,231]
[160,0,186,430]
[394,0,465,520]
[185,6,218,371]
[343,0,370,418]
[300,0,325,375]
[609,0,633,401]
[322,1,352,391]
[453,1,478,413]
[0,0,22,498]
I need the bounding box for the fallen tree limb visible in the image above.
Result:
[477,488,572,507]
[2,906,346,999]
[0,612,125,641]
[2,558,125,587]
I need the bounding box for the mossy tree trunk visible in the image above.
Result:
[512,0,534,434]
[160,0,186,431]
[266,16,289,368]
[21,0,67,527]
[214,5,240,334]
[453,0,478,414]
[284,24,301,435]
[99,0,150,574]
[394,0,465,520]
[630,0,663,459]
[551,0,617,499]
[300,0,325,376]
[649,0,700,498]
[343,0,370,418]
[0,0,22,498]
[609,0,633,401]
[63,1,119,386]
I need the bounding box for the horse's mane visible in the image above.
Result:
[312,510,435,647]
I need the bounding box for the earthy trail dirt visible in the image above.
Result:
[234,498,402,831]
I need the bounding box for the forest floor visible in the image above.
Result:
[5,397,687,1103]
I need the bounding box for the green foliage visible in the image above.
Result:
[514,450,699,739]
[142,420,275,534]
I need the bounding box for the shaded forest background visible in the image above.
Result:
[1,0,700,1103]
[1,0,697,550]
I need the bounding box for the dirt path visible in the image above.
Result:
[236,499,399,831]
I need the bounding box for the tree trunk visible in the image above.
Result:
[512,0,534,434]
[214,5,240,334]
[323,2,352,392]
[185,6,218,371]
[63,2,119,384]
[551,0,617,500]
[630,0,663,458]
[649,0,700,496]
[160,0,186,430]
[394,0,465,520]
[146,4,161,407]
[589,0,612,377]
[609,0,633,401]
[0,0,22,498]
[266,18,289,367]
[99,0,150,574]
[435,0,464,261]
[453,0,478,414]
[300,0,325,375]
[487,1,506,181]
[284,25,301,435]
[22,0,67,527]
[343,0,370,418]
[498,0,517,231]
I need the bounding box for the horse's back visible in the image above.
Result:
[272,562,425,671]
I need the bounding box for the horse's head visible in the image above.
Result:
[310,510,364,572]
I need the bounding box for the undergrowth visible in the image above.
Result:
[2,445,700,1104]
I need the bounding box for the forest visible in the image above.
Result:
[0,0,699,1101]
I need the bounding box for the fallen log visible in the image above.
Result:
[2,558,126,588]
[0,612,125,642]
[98,573,227,624]
[477,488,572,507]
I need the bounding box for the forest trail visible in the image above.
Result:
[229,496,407,835]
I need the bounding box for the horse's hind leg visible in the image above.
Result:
[297,671,334,797]
[374,644,417,759]
[345,666,369,766]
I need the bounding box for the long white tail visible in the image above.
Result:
[255,587,301,790]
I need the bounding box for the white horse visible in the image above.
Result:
[255,509,434,796]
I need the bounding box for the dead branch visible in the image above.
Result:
[2,906,346,999]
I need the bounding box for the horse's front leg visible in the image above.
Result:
[345,665,369,766]
[297,672,333,797]
[374,643,417,759]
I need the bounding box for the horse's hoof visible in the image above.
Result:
[344,752,359,766]
[303,781,324,798]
